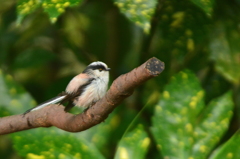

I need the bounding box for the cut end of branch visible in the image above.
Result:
[145,57,165,76]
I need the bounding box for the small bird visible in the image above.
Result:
[24,61,110,114]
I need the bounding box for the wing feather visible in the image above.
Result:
[23,95,66,115]
[24,74,94,115]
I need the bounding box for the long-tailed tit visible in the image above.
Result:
[24,61,110,114]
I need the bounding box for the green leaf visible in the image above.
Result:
[12,128,105,159]
[210,131,240,159]
[209,22,240,85]
[0,70,36,116]
[114,124,150,159]
[113,0,157,33]
[12,48,55,69]
[17,0,81,24]
[42,0,81,23]
[77,110,122,155]
[191,91,233,158]
[191,0,214,16]
[151,0,209,70]
[151,70,234,159]
[151,70,205,159]
[17,0,41,24]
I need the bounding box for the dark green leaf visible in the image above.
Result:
[209,22,240,85]
[0,70,36,116]
[151,0,209,72]
[191,0,214,16]
[113,0,157,33]
[12,48,55,69]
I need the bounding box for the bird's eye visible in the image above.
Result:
[99,68,103,71]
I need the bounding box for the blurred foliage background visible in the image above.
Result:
[0,0,240,158]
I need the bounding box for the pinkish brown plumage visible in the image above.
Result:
[66,74,89,93]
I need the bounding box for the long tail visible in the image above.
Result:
[23,95,67,115]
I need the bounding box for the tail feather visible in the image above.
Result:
[23,95,66,115]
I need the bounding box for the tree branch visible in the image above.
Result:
[0,57,164,135]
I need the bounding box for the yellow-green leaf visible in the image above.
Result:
[17,0,82,24]
[114,124,150,159]
[12,128,105,159]
[151,70,234,159]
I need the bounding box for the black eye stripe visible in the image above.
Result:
[89,65,105,70]
[83,64,107,73]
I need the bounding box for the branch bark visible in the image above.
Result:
[0,57,164,135]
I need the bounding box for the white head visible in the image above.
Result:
[83,61,110,79]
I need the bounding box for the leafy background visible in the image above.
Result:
[0,0,240,158]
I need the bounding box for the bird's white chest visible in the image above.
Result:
[74,78,108,108]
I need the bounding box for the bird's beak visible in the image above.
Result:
[106,68,111,71]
